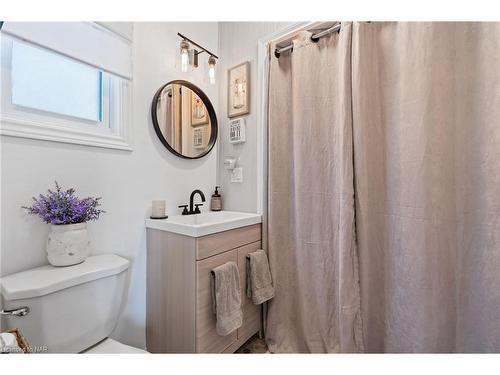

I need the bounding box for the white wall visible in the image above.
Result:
[0,22,219,349]
[217,22,293,213]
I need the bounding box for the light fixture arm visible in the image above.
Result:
[177,32,219,60]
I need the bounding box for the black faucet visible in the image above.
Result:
[178,189,206,215]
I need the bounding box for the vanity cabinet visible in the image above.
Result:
[146,223,262,353]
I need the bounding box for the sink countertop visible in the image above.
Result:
[145,210,262,237]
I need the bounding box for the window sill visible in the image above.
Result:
[0,114,132,151]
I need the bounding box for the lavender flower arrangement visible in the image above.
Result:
[23,182,104,225]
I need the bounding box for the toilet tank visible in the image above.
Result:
[0,254,130,353]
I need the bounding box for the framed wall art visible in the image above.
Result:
[193,127,204,148]
[191,91,209,126]
[227,61,250,118]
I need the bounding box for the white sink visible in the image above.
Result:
[145,210,262,237]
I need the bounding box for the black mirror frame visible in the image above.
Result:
[151,80,218,159]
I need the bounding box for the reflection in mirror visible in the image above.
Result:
[152,81,217,159]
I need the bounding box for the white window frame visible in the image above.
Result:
[0,34,132,151]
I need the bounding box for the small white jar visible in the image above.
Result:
[151,200,167,218]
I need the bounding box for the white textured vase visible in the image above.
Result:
[46,223,90,266]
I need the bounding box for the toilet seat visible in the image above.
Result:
[84,338,148,354]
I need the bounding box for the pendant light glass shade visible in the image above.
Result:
[208,55,216,84]
[180,40,189,73]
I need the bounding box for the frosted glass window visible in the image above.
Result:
[11,41,103,122]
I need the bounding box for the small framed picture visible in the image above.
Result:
[227,61,250,118]
[193,127,204,148]
[191,91,209,126]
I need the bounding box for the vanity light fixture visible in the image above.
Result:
[177,33,219,84]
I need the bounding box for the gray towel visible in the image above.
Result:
[246,249,275,305]
[210,261,243,336]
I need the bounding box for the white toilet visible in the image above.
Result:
[0,254,147,353]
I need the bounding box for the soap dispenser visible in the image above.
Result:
[210,186,222,211]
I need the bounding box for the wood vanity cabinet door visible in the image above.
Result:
[237,241,263,341]
[196,224,262,260]
[196,249,238,353]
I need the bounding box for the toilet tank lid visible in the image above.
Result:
[0,254,130,301]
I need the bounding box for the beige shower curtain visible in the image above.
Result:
[266,23,364,353]
[267,22,500,353]
[352,22,500,353]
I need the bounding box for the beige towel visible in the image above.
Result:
[210,261,243,336]
[246,249,275,305]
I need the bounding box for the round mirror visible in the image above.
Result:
[151,80,218,159]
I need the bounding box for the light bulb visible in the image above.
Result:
[180,40,189,73]
[209,65,215,84]
[208,55,216,84]
[181,50,189,72]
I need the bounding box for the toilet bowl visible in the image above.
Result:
[0,254,148,353]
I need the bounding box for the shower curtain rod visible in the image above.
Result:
[274,23,341,58]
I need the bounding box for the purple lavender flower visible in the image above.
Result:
[22,182,105,225]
